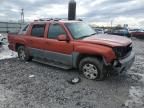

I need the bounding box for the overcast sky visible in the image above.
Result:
[0,0,144,27]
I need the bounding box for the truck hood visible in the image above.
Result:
[82,34,132,47]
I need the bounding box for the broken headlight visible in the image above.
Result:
[113,44,132,58]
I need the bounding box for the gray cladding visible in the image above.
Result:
[29,48,73,66]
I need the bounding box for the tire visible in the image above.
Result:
[79,57,107,81]
[17,46,32,61]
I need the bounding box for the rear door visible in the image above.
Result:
[44,23,74,66]
[27,24,46,58]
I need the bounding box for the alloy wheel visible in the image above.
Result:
[82,63,98,80]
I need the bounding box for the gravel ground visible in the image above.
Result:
[0,38,144,108]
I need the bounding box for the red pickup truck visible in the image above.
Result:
[8,19,135,80]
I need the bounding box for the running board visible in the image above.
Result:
[33,58,72,70]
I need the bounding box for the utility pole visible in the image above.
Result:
[111,20,113,28]
[21,8,24,23]
[111,20,113,32]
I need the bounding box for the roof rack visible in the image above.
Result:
[39,18,53,21]
[34,18,83,22]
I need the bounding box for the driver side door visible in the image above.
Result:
[44,23,74,66]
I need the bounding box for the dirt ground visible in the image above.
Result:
[0,38,144,108]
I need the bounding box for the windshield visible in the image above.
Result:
[65,22,96,39]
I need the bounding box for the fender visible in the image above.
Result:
[74,44,116,64]
[14,37,27,51]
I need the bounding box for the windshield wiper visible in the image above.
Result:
[77,33,97,39]
[77,35,90,39]
[90,33,97,35]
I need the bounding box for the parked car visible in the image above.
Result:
[93,28,104,34]
[8,19,135,80]
[0,41,3,52]
[128,29,140,33]
[131,29,144,39]
[108,29,131,38]
[0,33,8,44]
[104,29,109,34]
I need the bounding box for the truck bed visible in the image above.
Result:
[8,34,24,51]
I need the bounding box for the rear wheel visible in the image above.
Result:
[17,46,32,61]
[79,57,107,81]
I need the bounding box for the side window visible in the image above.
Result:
[31,24,45,37]
[22,24,29,31]
[18,24,29,34]
[48,24,66,39]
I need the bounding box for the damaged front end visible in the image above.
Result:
[105,44,135,75]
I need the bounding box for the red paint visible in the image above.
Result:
[131,32,144,38]
[8,21,132,63]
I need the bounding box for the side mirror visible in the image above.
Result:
[57,35,69,41]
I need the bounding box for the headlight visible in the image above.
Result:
[113,44,132,58]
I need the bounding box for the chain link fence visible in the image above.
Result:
[0,22,27,33]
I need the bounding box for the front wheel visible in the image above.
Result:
[79,57,107,81]
[17,46,32,61]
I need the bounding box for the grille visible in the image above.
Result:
[113,44,132,58]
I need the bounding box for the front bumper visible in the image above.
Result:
[108,51,135,75]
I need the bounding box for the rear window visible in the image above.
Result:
[18,24,29,34]
[22,25,29,31]
[31,24,45,37]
